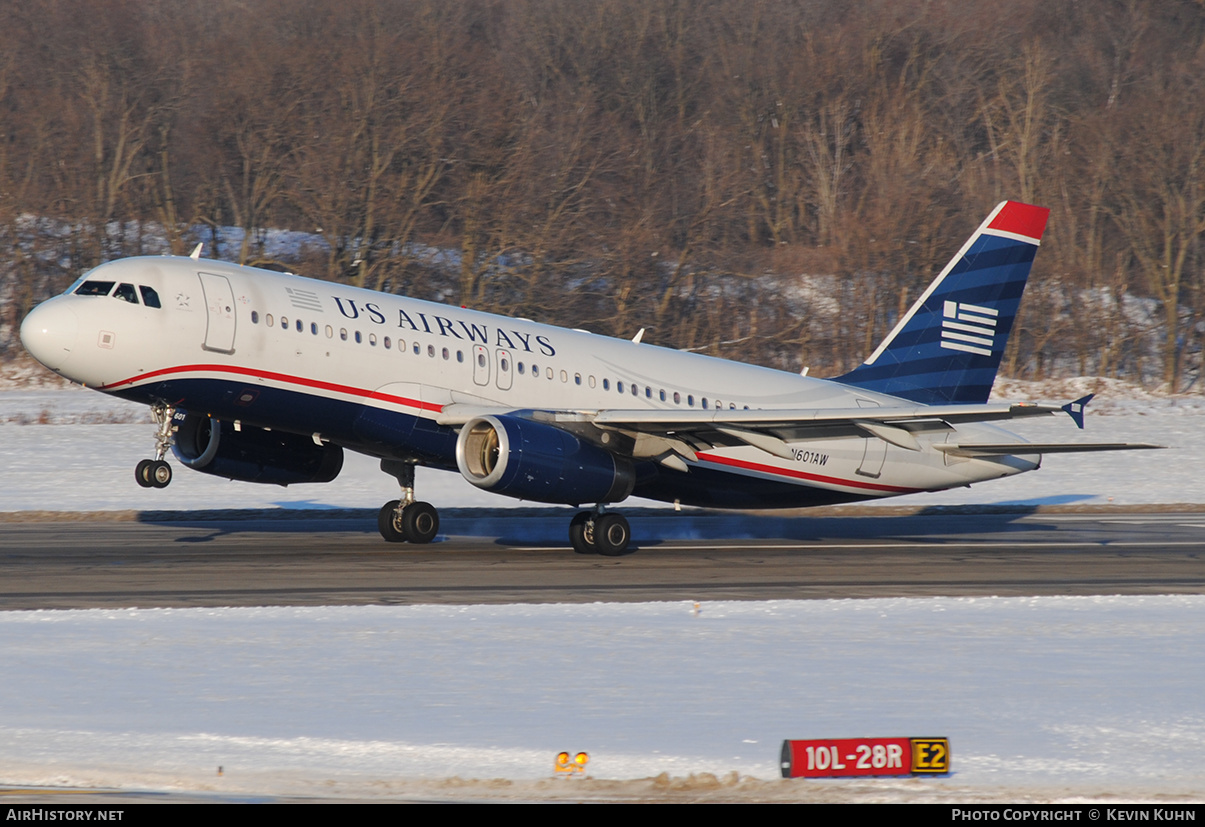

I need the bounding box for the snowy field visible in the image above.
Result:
[1,380,1203,802]
[1,597,1202,803]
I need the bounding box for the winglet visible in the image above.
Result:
[1061,394,1094,430]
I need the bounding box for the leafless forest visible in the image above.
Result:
[3,0,1205,390]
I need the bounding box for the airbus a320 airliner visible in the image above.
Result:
[20,201,1157,555]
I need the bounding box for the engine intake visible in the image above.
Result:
[172,412,343,486]
[455,415,634,505]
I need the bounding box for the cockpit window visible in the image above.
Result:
[113,283,139,304]
[139,285,161,308]
[75,280,115,296]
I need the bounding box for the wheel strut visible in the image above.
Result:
[135,404,176,488]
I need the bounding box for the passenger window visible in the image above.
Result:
[75,281,115,296]
[113,283,139,304]
[139,286,161,308]
[251,311,260,324]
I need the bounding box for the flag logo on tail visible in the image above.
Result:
[940,301,998,356]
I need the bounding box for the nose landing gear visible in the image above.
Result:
[135,404,175,489]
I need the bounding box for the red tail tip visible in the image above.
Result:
[988,201,1050,241]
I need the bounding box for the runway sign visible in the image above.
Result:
[780,737,949,778]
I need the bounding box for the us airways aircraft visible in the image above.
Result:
[20,201,1157,555]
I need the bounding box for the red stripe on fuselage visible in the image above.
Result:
[99,364,443,413]
[696,451,920,494]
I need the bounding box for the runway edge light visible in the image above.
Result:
[780,737,949,778]
[554,751,589,776]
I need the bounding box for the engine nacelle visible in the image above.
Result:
[172,412,343,486]
[455,415,634,505]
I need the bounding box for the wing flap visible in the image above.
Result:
[934,442,1164,458]
[590,402,1065,432]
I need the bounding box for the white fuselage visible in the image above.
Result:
[20,255,1039,507]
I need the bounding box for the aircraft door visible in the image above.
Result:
[855,398,887,478]
[495,349,513,390]
[472,345,490,386]
[198,272,237,354]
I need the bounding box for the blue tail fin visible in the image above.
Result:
[834,200,1050,405]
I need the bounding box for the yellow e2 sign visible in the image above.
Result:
[910,738,950,773]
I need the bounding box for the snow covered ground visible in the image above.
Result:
[0,381,1203,801]
[1,597,1202,802]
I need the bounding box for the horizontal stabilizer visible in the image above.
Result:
[934,442,1164,458]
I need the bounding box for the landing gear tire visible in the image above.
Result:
[135,460,154,488]
[378,500,406,543]
[593,513,632,557]
[136,459,172,488]
[401,501,439,544]
[569,511,596,554]
[149,460,172,488]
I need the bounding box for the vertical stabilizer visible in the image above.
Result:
[834,201,1050,404]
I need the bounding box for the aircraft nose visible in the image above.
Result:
[20,300,79,372]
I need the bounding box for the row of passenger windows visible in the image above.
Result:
[74,280,162,308]
[251,309,746,410]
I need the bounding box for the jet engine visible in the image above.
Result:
[172,412,343,486]
[455,415,634,505]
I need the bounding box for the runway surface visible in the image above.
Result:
[3,507,1204,609]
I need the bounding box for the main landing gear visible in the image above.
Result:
[135,404,175,489]
[569,508,632,556]
[378,460,440,544]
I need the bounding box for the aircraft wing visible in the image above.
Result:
[438,394,1162,463]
